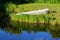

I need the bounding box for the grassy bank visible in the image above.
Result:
[8,3,60,25]
[6,3,60,13]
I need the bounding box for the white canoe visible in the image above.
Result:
[16,8,50,15]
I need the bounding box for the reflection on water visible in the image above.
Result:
[0,21,60,38]
[8,21,60,38]
[0,18,60,39]
[0,29,60,40]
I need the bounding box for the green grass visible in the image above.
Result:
[9,3,60,25]
[10,14,45,22]
[6,3,60,13]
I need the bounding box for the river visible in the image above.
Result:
[0,29,60,40]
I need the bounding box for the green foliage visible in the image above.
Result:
[5,2,17,14]
[1,0,60,4]
[0,0,36,4]
[10,3,60,23]
[35,0,60,3]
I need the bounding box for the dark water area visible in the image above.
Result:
[0,29,60,40]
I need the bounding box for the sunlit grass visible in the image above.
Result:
[9,3,60,24]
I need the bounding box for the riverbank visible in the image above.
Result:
[9,3,60,25]
[2,3,60,38]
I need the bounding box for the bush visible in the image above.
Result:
[35,0,60,3]
[5,2,17,14]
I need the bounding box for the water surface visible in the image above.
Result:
[0,29,60,40]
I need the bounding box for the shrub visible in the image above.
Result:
[5,2,18,14]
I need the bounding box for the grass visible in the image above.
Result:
[6,3,60,13]
[10,14,46,22]
[9,3,60,25]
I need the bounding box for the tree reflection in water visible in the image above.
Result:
[0,20,60,38]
